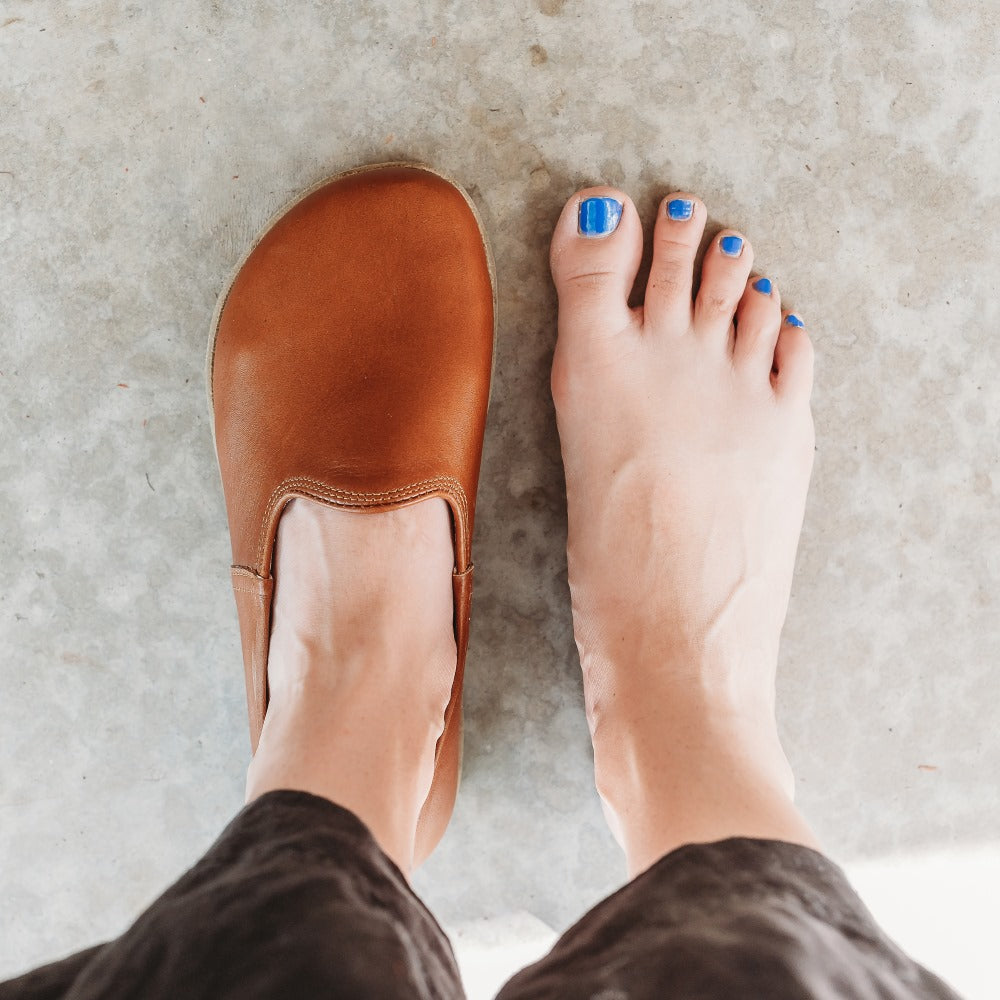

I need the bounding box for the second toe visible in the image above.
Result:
[733,275,782,375]
[644,193,707,334]
[694,229,755,346]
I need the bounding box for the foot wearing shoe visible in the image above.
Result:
[245,497,457,877]
[551,189,819,876]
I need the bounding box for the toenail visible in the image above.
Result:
[785,313,805,327]
[578,197,623,237]
[720,235,744,257]
[753,277,772,295]
[666,198,694,221]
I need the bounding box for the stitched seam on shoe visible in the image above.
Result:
[255,475,470,569]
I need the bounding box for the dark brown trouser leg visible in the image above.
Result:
[0,791,464,1000]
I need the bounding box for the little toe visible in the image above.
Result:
[550,187,642,343]
[734,275,782,373]
[773,312,815,399]
[694,229,755,344]
[644,193,707,334]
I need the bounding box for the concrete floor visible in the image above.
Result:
[2,0,998,992]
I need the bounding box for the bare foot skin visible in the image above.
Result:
[244,498,457,876]
[551,189,819,877]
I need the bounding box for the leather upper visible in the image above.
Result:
[210,164,494,862]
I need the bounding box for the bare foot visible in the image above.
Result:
[551,189,819,875]
[245,497,457,875]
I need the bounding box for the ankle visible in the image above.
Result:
[593,702,794,801]
[245,671,447,875]
[583,640,782,748]
[591,697,817,876]
[614,764,817,877]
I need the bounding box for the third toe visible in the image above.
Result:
[734,275,782,371]
[694,229,754,340]
[773,312,815,400]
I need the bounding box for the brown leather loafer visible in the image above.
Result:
[208,162,495,864]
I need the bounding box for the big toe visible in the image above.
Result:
[550,187,642,344]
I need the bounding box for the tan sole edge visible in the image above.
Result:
[204,160,499,461]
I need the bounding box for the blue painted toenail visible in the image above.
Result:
[753,277,772,295]
[785,314,805,327]
[578,197,623,237]
[720,235,744,257]
[667,198,694,221]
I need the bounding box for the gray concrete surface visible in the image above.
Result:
[2,0,998,986]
